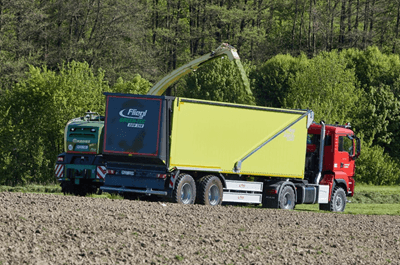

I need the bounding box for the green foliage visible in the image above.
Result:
[0,51,37,90]
[111,75,152,95]
[351,191,400,204]
[0,61,108,185]
[1,0,400,88]
[254,48,400,185]
[352,85,400,149]
[356,183,400,193]
[355,142,400,185]
[0,184,62,193]
[336,47,400,185]
[343,47,400,89]
[251,54,308,107]
[0,0,44,89]
[177,57,255,105]
[296,203,400,216]
[296,183,400,216]
[103,193,124,200]
[175,255,184,261]
[343,48,400,159]
[1,0,400,187]
[283,51,360,124]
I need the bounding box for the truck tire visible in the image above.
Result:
[73,185,87,196]
[278,186,295,210]
[172,173,196,205]
[319,186,346,212]
[197,175,223,206]
[61,181,73,195]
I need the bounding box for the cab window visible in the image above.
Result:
[339,136,353,155]
[307,134,331,146]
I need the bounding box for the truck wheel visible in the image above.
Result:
[73,185,87,196]
[278,186,295,210]
[197,175,223,206]
[320,187,346,212]
[61,181,73,195]
[173,173,196,205]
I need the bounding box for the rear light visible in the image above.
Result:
[57,157,64,162]
[157,174,167,179]
[265,189,278,195]
[106,169,116,175]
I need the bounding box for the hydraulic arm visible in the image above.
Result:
[147,43,251,96]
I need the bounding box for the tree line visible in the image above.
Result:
[1,0,400,185]
[2,0,400,88]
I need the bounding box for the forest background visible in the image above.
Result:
[1,0,400,186]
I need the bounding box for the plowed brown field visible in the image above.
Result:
[0,192,399,264]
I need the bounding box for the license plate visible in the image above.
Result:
[121,170,134,176]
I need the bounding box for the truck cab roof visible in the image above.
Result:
[308,122,354,136]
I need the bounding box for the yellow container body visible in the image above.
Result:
[169,98,309,179]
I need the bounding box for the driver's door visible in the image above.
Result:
[336,134,355,177]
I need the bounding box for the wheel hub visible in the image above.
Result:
[208,184,220,206]
[181,183,192,204]
[336,196,343,208]
[283,193,291,207]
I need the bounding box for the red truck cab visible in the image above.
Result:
[306,122,360,210]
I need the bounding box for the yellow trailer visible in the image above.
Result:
[169,98,313,179]
[102,93,318,208]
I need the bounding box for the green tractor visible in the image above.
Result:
[55,111,106,196]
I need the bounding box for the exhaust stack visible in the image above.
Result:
[314,121,326,184]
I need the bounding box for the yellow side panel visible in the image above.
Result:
[169,99,308,178]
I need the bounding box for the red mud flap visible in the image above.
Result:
[262,187,279,208]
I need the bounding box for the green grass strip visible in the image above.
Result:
[295,203,400,216]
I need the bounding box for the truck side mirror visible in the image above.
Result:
[354,137,361,159]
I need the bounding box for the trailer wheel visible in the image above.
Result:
[278,186,295,210]
[197,175,223,206]
[320,187,346,212]
[173,173,196,205]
